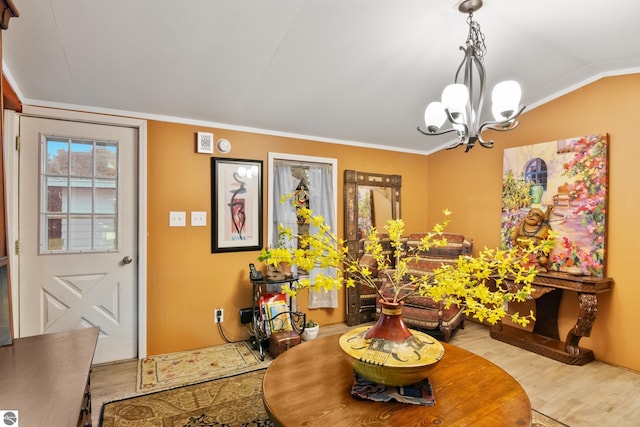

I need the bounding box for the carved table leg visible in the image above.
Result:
[565,293,598,355]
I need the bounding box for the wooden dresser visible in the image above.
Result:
[0,327,99,426]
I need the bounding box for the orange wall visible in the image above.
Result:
[147,74,640,372]
[426,74,640,371]
[146,122,431,355]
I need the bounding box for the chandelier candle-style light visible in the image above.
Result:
[418,0,525,152]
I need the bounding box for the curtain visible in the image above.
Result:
[272,161,298,248]
[307,164,338,308]
[271,161,299,308]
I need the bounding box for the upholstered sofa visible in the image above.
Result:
[358,232,473,342]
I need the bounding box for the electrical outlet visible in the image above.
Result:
[215,308,224,323]
[191,211,207,227]
[169,211,186,227]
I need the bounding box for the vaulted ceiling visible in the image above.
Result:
[3,1,640,154]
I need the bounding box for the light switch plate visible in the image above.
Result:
[191,211,207,226]
[169,211,186,227]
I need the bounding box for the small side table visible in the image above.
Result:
[250,275,302,360]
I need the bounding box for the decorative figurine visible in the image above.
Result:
[512,206,553,271]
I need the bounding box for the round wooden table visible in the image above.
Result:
[262,334,531,426]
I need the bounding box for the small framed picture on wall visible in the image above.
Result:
[196,132,214,154]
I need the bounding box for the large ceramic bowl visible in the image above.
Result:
[339,326,445,387]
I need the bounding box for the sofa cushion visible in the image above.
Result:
[401,303,464,329]
[379,278,455,310]
[405,256,458,276]
[406,233,472,258]
[378,284,463,329]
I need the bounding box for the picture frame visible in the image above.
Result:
[211,157,263,252]
[196,132,214,154]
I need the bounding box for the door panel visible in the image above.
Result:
[19,116,138,363]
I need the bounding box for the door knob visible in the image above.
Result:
[122,255,133,264]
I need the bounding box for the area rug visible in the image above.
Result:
[137,341,271,393]
[106,369,567,427]
[102,370,272,427]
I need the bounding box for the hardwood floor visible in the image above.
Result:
[90,321,640,426]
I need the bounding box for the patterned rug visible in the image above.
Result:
[137,341,271,393]
[102,370,272,427]
[106,368,567,427]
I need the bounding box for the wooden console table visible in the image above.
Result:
[0,327,99,426]
[263,334,531,426]
[490,271,613,365]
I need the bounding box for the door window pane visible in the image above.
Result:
[94,217,116,250]
[41,136,119,253]
[70,140,94,177]
[46,140,69,175]
[68,216,92,250]
[46,216,66,251]
[70,178,93,213]
[46,177,67,212]
[95,180,116,214]
[96,143,117,177]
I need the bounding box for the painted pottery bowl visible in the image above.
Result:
[339,326,445,387]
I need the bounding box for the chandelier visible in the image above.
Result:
[417,0,525,152]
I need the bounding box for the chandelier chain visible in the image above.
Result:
[466,13,486,62]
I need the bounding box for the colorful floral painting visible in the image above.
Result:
[501,134,608,277]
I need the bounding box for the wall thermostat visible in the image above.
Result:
[217,138,232,153]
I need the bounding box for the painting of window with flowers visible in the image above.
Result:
[501,134,608,278]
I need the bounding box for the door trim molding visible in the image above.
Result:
[9,105,148,359]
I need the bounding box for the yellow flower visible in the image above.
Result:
[258,195,553,327]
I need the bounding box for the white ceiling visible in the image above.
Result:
[3,0,640,154]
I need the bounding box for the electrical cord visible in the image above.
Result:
[216,321,251,344]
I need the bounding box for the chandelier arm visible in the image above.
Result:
[454,45,470,83]
[475,136,494,149]
[481,121,520,134]
[445,109,470,139]
[416,126,460,137]
[471,54,486,134]
[446,140,465,150]
[477,105,526,134]
[463,52,475,131]
[475,122,517,149]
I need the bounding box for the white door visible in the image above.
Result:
[18,116,138,364]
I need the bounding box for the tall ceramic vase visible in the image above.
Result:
[339,300,445,387]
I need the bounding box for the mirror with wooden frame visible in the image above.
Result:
[344,170,401,326]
